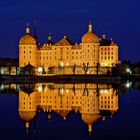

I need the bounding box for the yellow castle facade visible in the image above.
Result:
[18,83,118,133]
[19,22,119,74]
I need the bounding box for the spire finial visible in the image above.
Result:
[88,124,92,135]
[34,18,37,38]
[26,23,30,34]
[25,122,30,133]
[88,20,92,32]
[90,20,92,25]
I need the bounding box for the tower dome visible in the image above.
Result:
[82,113,100,133]
[19,24,37,45]
[19,111,36,122]
[82,22,99,43]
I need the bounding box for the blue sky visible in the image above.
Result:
[0,0,140,62]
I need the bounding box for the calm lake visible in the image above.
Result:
[0,81,140,140]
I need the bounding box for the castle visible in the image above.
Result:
[18,83,118,133]
[19,22,119,74]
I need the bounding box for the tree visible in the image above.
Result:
[96,63,100,75]
[82,62,89,75]
[72,63,76,75]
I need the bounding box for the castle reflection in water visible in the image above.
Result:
[0,82,131,134]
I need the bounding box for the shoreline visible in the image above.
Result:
[1,74,138,84]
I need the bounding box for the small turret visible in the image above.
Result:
[102,33,106,39]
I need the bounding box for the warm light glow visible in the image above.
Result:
[38,67,43,75]
[126,68,132,74]
[66,89,69,93]
[100,89,108,93]
[38,84,43,92]
[0,68,4,74]
[60,88,64,94]
[125,81,132,88]
[60,62,64,67]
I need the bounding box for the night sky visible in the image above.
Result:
[0,0,140,62]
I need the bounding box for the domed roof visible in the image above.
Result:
[19,34,37,45]
[19,111,36,122]
[82,23,99,43]
[19,25,37,45]
[82,113,100,125]
[58,110,71,119]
